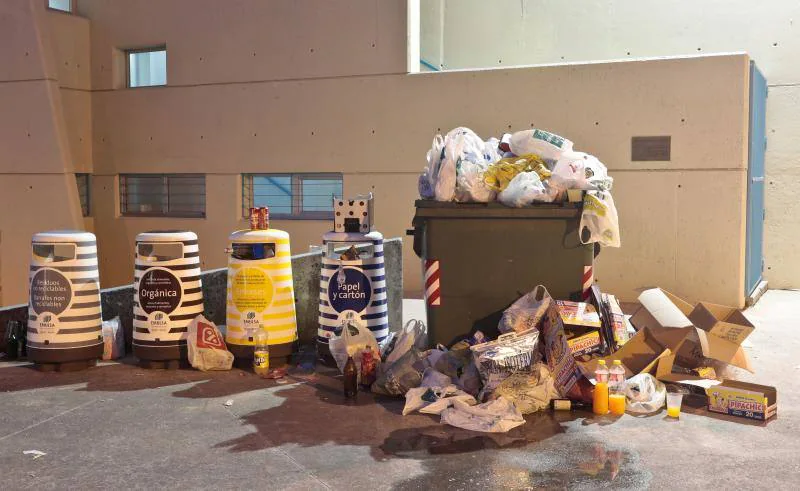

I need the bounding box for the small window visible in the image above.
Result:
[48,0,72,13]
[76,173,90,217]
[120,174,206,218]
[242,173,343,220]
[127,47,167,88]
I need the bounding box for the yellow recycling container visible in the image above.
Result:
[225,228,297,366]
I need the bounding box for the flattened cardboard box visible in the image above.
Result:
[706,380,777,421]
[629,288,755,378]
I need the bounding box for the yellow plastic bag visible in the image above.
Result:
[484,154,549,192]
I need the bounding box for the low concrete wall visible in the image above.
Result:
[0,238,403,350]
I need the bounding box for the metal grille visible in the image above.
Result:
[242,173,343,219]
[120,174,206,217]
[75,173,90,217]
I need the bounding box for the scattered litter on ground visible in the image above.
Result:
[223,399,234,407]
[23,450,46,460]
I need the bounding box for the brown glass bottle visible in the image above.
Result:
[343,356,358,399]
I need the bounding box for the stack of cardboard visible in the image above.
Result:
[579,288,777,422]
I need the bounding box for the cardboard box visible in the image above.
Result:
[706,380,777,421]
[604,294,629,347]
[629,288,755,376]
[556,300,602,329]
[567,330,602,357]
[579,326,671,379]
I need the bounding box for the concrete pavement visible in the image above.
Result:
[0,292,798,490]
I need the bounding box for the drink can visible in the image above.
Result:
[258,207,270,230]
[249,208,258,230]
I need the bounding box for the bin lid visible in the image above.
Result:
[136,230,197,243]
[413,200,581,218]
[229,228,289,243]
[322,230,383,242]
[32,230,96,243]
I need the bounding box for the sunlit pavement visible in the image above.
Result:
[0,291,798,490]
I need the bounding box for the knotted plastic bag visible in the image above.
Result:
[625,373,666,414]
[509,128,574,161]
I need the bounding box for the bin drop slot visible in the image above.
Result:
[231,242,276,260]
[138,242,184,262]
[32,243,76,263]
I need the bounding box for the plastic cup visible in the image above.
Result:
[666,392,683,418]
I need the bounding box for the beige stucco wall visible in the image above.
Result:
[91,53,751,306]
[422,0,799,292]
[0,0,752,309]
[0,1,87,305]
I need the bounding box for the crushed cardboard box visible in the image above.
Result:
[581,288,755,384]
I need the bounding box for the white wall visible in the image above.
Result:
[422,0,800,291]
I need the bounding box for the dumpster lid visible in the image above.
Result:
[413,200,581,218]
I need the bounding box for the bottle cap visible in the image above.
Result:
[598,360,607,366]
[613,360,622,365]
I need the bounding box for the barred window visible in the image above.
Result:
[75,173,90,217]
[242,174,343,220]
[120,174,205,218]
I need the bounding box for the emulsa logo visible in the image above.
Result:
[243,311,260,329]
[149,311,169,331]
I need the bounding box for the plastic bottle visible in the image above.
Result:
[593,360,609,415]
[253,330,270,377]
[609,359,626,415]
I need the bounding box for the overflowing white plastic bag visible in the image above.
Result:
[509,128,574,161]
[580,190,621,247]
[419,135,445,199]
[550,151,612,196]
[625,374,666,414]
[455,161,496,203]
[497,171,556,207]
[441,397,525,433]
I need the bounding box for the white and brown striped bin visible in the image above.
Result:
[27,231,103,371]
[133,230,204,368]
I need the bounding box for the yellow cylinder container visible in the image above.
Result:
[225,228,297,366]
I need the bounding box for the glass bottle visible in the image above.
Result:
[343,355,358,399]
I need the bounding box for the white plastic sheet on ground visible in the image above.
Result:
[440,397,525,433]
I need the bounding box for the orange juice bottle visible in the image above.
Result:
[609,360,626,415]
[593,360,609,415]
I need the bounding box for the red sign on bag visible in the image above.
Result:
[196,322,226,350]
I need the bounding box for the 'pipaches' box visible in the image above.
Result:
[706,380,777,422]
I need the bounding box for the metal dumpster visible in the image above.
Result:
[408,200,596,347]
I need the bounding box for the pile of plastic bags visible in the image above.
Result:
[418,126,621,248]
[328,313,562,433]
